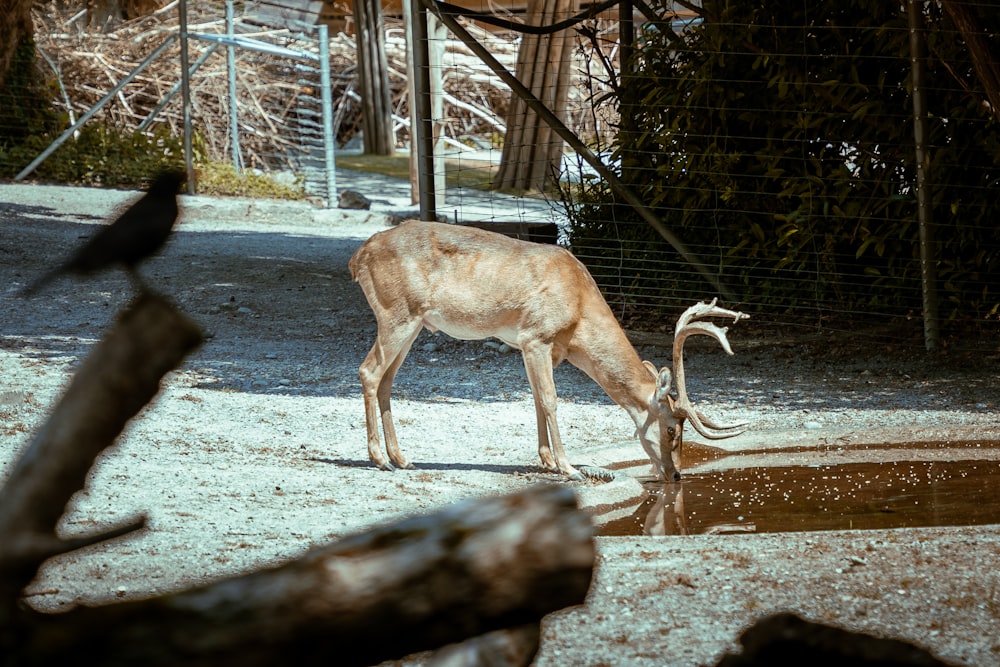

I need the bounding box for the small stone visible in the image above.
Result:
[339,190,371,210]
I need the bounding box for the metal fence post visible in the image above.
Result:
[318,23,338,208]
[226,1,242,172]
[179,0,195,193]
[410,0,437,221]
[907,0,939,352]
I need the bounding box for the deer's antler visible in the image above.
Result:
[671,299,749,440]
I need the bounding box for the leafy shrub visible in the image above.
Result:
[564,0,1000,325]
[1,122,184,188]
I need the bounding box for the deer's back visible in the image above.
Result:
[350,220,599,342]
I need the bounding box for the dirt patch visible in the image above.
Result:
[2,182,999,666]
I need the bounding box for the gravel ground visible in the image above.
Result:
[1,181,999,666]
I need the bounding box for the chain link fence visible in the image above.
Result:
[424,0,1000,351]
[2,3,340,203]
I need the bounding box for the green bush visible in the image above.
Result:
[1,122,185,188]
[195,161,305,200]
[2,121,305,199]
[564,0,1000,325]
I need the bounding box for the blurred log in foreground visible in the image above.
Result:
[17,486,592,667]
[0,291,204,613]
[0,291,594,666]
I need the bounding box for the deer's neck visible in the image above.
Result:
[566,321,654,418]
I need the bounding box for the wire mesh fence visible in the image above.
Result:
[1,3,341,201]
[2,0,997,351]
[420,0,1000,351]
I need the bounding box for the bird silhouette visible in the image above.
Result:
[21,169,186,296]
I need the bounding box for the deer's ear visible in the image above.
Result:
[642,360,658,380]
[655,367,673,404]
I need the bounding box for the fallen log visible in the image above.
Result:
[0,291,593,666]
[17,484,592,666]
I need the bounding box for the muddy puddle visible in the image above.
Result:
[596,458,1000,536]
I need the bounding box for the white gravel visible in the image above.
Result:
[2,182,999,666]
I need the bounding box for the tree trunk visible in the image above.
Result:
[0,0,33,92]
[940,0,1000,124]
[493,0,579,193]
[353,0,395,154]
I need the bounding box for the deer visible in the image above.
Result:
[349,220,749,482]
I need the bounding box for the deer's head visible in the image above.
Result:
[641,300,749,481]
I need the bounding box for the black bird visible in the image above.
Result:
[21,169,186,296]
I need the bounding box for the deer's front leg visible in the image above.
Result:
[520,345,583,481]
[530,390,557,471]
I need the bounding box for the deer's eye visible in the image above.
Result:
[667,426,676,437]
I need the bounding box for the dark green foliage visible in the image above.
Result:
[0,33,61,149]
[565,0,1000,324]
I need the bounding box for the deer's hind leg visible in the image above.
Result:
[359,319,422,471]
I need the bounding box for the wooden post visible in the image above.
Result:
[405,0,446,209]
[408,0,438,219]
[353,0,395,154]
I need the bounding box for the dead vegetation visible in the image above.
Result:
[31,2,618,172]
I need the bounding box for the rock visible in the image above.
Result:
[484,340,516,354]
[339,189,371,210]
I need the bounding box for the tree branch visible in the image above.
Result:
[1,292,593,666]
[940,0,1000,123]
[0,291,203,614]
